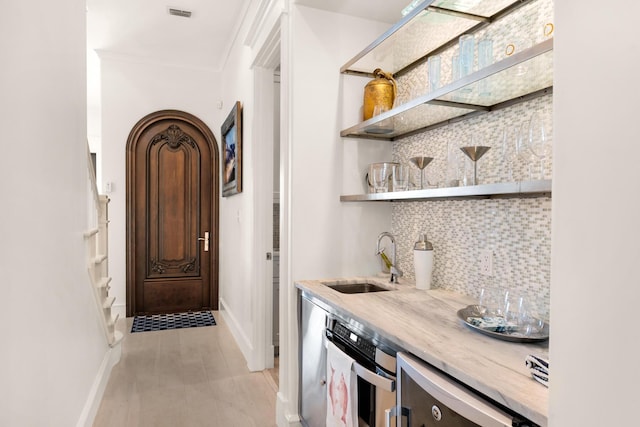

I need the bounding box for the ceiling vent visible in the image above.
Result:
[168,7,192,18]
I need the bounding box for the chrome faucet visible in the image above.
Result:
[376,232,403,283]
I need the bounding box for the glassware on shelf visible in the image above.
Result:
[477,37,494,96]
[460,145,491,185]
[451,54,460,82]
[459,34,475,77]
[445,141,462,187]
[425,162,441,189]
[369,163,393,193]
[409,156,434,189]
[501,126,519,182]
[478,37,494,68]
[392,164,410,191]
[528,112,552,180]
[428,55,441,92]
[366,104,395,135]
[516,122,534,180]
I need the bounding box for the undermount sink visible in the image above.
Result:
[324,281,392,294]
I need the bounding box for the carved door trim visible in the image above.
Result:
[126,110,219,316]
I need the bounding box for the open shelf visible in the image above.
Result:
[341,0,532,78]
[341,38,553,141]
[340,180,551,202]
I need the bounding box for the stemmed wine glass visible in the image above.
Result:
[501,126,519,182]
[516,122,535,180]
[528,112,552,180]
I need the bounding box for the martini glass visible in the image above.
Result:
[460,146,491,185]
[409,156,434,189]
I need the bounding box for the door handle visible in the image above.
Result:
[352,361,395,392]
[198,231,209,252]
[385,406,411,427]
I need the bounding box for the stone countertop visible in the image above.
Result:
[295,276,549,427]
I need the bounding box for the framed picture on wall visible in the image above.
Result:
[222,101,242,197]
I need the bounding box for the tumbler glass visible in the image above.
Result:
[370,164,391,193]
[428,55,441,92]
[478,37,494,69]
[459,35,475,77]
[392,164,410,191]
[451,55,460,82]
[504,292,526,331]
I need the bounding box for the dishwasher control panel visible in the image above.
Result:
[330,322,376,360]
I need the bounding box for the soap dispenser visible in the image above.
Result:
[413,233,434,290]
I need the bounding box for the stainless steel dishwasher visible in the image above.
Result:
[299,291,401,427]
[299,293,330,427]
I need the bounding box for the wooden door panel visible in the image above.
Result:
[127,111,219,316]
[147,137,200,279]
[143,279,203,313]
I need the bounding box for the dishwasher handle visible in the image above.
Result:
[324,337,396,392]
[352,361,395,392]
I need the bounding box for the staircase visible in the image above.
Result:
[84,148,123,347]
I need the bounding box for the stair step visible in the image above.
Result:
[103,296,115,309]
[93,254,108,264]
[107,313,120,328]
[83,228,99,238]
[110,331,124,347]
[97,277,112,289]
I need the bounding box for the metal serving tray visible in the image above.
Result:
[457,305,549,343]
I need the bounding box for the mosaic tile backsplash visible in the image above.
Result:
[386,0,553,314]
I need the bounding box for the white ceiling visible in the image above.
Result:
[86,0,251,70]
[86,0,411,70]
[85,0,411,115]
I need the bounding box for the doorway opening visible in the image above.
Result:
[269,66,281,386]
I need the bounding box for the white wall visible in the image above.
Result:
[0,1,113,426]
[274,5,393,424]
[214,1,394,421]
[550,1,640,425]
[215,0,262,368]
[99,55,220,316]
[289,5,393,282]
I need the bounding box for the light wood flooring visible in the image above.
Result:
[93,312,278,427]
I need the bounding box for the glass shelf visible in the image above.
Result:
[340,180,551,202]
[341,0,528,77]
[340,38,553,141]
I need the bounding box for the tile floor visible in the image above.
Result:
[93,312,278,427]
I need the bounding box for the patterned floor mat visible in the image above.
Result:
[131,311,216,333]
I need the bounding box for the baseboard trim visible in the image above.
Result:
[219,297,256,370]
[75,341,122,427]
[276,392,302,427]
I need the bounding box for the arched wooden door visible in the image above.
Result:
[126,110,219,316]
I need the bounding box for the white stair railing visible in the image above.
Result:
[84,146,122,347]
